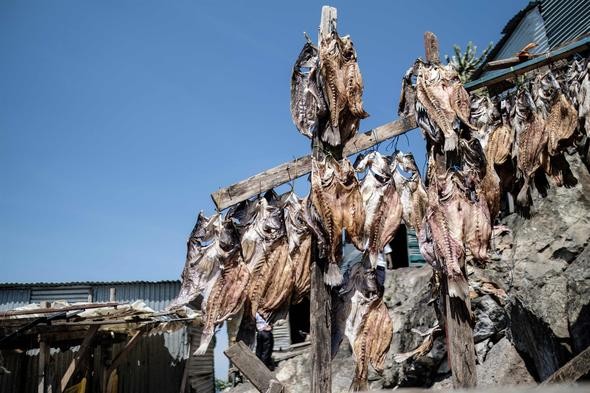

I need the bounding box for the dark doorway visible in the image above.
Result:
[289,297,310,344]
[390,224,409,269]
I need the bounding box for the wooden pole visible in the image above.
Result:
[38,301,49,393]
[423,31,477,389]
[59,325,99,392]
[308,6,337,393]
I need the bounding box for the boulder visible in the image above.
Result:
[476,337,536,386]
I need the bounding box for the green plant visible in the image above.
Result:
[445,41,493,83]
[215,378,231,391]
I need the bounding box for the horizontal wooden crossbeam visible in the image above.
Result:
[210,116,416,210]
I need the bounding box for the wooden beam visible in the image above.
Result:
[59,325,99,392]
[210,115,416,210]
[224,341,284,393]
[542,345,590,384]
[0,302,121,318]
[103,330,144,392]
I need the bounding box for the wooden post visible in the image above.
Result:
[38,301,50,393]
[109,288,116,302]
[59,325,99,392]
[308,6,337,393]
[423,31,477,389]
[102,330,144,392]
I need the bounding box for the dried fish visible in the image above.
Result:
[319,31,368,147]
[346,291,393,392]
[415,61,475,151]
[355,152,403,268]
[290,41,327,139]
[282,192,311,304]
[169,212,223,309]
[310,156,365,285]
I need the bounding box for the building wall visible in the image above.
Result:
[0,281,215,393]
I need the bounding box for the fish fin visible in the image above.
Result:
[193,332,213,355]
[444,133,458,151]
[324,263,343,286]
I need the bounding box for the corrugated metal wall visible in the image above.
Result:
[93,281,181,311]
[406,229,426,266]
[272,318,291,351]
[30,287,91,304]
[0,330,194,393]
[542,0,590,48]
[0,288,30,311]
[188,326,215,393]
[0,281,215,393]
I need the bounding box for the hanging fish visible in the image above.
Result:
[346,291,393,392]
[168,212,223,309]
[290,41,328,139]
[310,156,365,286]
[319,31,368,147]
[282,191,311,304]
[414,61,476,151]
[355,151,403,268]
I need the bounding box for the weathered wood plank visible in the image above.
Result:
[224,341,283,393]
[0,302,120,318]
[424,31,440,64]
[542,345,590,384]
[60,325,99,392]
[210,115,416,210]
[444,286,477,388]
[103,330,144,392]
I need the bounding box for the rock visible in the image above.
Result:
[564,244,590,354]
[378,265,443,388]
[476,337,536,386]
[472,295,506,343]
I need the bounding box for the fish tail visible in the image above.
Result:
[324,263,343,287]
[447,275,468,301]
[516,178,530,207]
[349,377,368,392]
[193,332,213,355]
[444,133,458,151]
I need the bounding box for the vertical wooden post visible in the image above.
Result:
[109,288,116,302]
[38,301,50,393]
[309,6,337,393]
[423,31,477,388]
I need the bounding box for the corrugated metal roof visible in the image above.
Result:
[493,5,549,60]
[478,0,590,79]
[541,0,590,48]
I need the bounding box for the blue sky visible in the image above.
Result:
[1,0,526,380]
